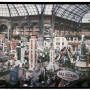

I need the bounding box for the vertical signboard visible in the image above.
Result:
[11,40,17,50]
[10,66,19,85]
[30,39,33,69]
[29,35,37,70]
[35,40,37,66]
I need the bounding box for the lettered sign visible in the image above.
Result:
[57,70,79,81]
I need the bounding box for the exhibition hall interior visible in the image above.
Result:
[0,4,90,88]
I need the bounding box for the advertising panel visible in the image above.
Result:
[57,70,79,81]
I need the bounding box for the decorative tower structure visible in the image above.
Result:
[37,34,43,48]
[29,35,37,71]
[21,41,26,65]
[46,43,55,71]
[46,8,59,71]
[16,40,21,61]
[11,39,17,59]
[75,35,90,79]
[46,29,59,71]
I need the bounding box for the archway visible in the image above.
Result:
[0,24,8,39]
[0,20,11,40]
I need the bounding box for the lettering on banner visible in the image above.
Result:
[59,72,77,78]
[65,72,77,78]
[59,72,64,76]
[57,70,79,81]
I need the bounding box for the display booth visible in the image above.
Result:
[0,49,9,72]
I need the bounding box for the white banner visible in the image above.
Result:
[57,70,79,81]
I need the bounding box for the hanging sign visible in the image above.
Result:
[57,70,79,81]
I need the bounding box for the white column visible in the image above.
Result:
[29,39,32,70]
[33,39,35,70]
[11,41,12,52]
[1,38,2,44]
[3,43,4,51]
[8,26,10,40]
[81,35,84,41]
[21,43,25,63]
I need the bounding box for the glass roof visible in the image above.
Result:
[82,11,90,23]
[0,4,90,23]
[44,4,53,15]
[0,4,9,16]
[24,4,38,15]
[55,4,90,22]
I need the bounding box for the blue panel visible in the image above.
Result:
[10,66,19,85]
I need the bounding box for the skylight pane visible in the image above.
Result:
[82,11,90,23]
[67,5,76,12]
[36,4,41,14]
[14,4,28,16]
[0,4,10,17]
[63,11,70,18]
[44,4,53,15]
[60,4,70,9]
[25,4,38,15]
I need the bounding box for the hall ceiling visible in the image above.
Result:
[0,4,90,22]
